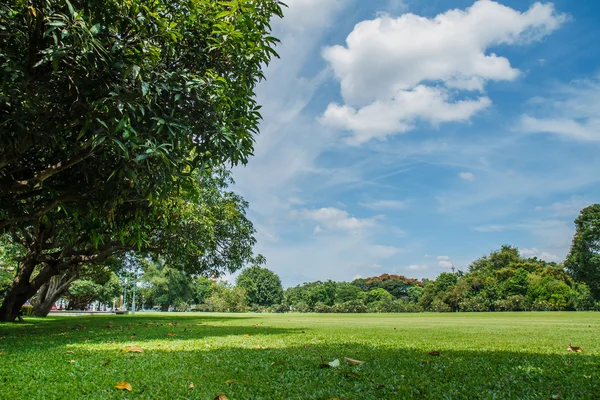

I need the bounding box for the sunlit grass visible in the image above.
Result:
[1,312,599,399]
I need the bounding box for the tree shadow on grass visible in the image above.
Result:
[1,323,599,399]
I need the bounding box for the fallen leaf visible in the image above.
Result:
[428,351,440,357]
[422,360,432,365]
[167,333,176,337]
[115,382,133,391]
[129,335,136,339]
[68,359,76,363]
[188,382,194,389]
[224,379,236,385]
[104,361,111,366]
[328,359,340,368]
[255,345,263,349]
[124,346,143,353]
[243,334,251,337]
[0,351,4,355]
[567,344,583,352]
[214,395,228,400]
[65,350,74,354]
[344,357,365,365]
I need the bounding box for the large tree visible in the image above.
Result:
[0,0,282,321]
[565,204,600,300]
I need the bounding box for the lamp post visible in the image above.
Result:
[123,277,127,311]
[131,272,137,315]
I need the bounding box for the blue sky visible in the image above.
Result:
[232,0,600,287]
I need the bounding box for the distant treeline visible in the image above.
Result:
[278,246,598,313]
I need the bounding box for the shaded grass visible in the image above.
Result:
[1,312,599,399]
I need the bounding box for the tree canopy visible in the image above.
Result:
[565,204,600,300]
[0,0,283,321]
[236,265,283,307]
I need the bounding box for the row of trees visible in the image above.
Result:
[281,246,598,313]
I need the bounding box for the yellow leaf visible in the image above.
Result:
[188,382,194,389]
[28,6,36,18]
[243,334,251,337]
[115,382,133,391]
[65,350,74,354]
[344,357,365,365]
[167,333,176,337]
[0,352,4,355]
[68,360,76,363]
[124,346,143,353]
[214,395,228,400]
[224,379,236,385]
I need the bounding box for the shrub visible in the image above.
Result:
[430,299,452,312]
[270,304,290,313]
[332,300,367,313]
[313,302,333,313]
[459,297,490,312]
[291,302,311,313]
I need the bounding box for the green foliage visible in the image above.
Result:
[352,274,420,299]
[205,282,247,312]
[192,276,214,305]
[141,261,193,311]
[66,271,121,310]
[236,265,283,307]
[565,204,600,300]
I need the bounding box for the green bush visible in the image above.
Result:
[269,304,289,313]
[332,300,367,313]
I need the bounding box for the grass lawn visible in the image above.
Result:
[0,312,599,399]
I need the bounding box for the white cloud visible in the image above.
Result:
[321,86,491,145]
[459,172,476,181]
[360,200,408,210]
[519,77,600,141]
[293,207,379,232]
[438,260,453,268]
[437,256,450,261]
[405,264,429,271]
[519,247,561,263]
[321,0,567,144]
[280,0,344,31]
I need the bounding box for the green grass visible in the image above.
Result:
[1,312,599,399]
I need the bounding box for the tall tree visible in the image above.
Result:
[0,0,283,321]
[565,204,600,300]
[236,265,283,307]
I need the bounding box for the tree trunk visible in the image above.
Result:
[0,256,39,322]
[31,271,78,317]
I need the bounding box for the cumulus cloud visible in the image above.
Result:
[437,256,450,261]
[320,0,567,144]
[439,260,453,268]
[293,207,380,232]
[459,172,476,181]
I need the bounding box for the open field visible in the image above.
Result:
[0,312,599,399]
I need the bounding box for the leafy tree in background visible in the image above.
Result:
[193,277,214,306]
[206,282,247,312]
[565,204,600,300]
[65,272,121,310]
[141,261,193,311]
[352,274,420,299]
[236,265,283,307]
[0,0,283,321]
